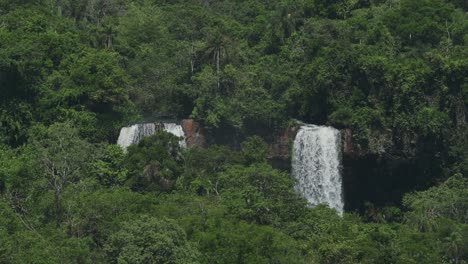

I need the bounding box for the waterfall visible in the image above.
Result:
[163,123,187,148]
[117,122,186,150]
[292,124,344,215]
[117,123,156,150]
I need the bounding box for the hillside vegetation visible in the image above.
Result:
[0,0,467,263]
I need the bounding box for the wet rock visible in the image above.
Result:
[268,125,299,170]
[181,119,206,148]
[342,128,356,158]
[270,126,299,159]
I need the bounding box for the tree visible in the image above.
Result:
[241,136,269,165]
[33,123,94,222]
[383,0,455,45]
[105,215,200,264]
[219,164,306,225]
[179,145,243,195]
[90,144,128,187]
[125,132,183,192]
[41,49,135,141]
[202,27,234,89]
[403,173,467,231]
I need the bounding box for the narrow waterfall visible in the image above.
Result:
[292,124,344,215]
[117,122,186,150]
[163,123,187,148]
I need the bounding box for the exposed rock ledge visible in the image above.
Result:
[179,120,389,161]
[181,119,206,148]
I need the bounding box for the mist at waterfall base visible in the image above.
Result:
[117,122,186,150]
[292,124,344,215]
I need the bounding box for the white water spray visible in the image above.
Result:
[117,122,186,150]
[163,123,187,148]
[292,124,344,215]
[117,123,156,150]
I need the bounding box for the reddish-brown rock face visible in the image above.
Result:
[269,126,299,159]
[342,128,356,158]
[266,125,299,170]
[181,119,206,148]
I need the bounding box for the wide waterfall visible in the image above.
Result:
[117,123,157,150]
[117,122,186,150]
[292,124,344,215]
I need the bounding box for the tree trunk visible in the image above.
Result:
[190,42,195,75]
[216,48,220,90]
[54,190,62,226]
[56,0,62,16]
[106,33,113,49]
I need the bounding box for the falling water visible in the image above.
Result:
[117,123,156,150]
[163,123,187,148]
[292,124,344,215]
[117,122,186,150]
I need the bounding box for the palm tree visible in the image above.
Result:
[203,28,232,90]
[445,231,463,264]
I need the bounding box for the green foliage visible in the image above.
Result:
[413,107,450,137]
[403,174,467,231]
[91,144,128,187]
[125,132,183,192]
[241,136,269,165]
[0,0,466,263]
[0,195,95,263]
[61,185,158,242]
[41,49,135,140]
[383,0,455,46]
[191,218,310,264]
[105,215,200,264]
[219,164,306,225]
[190,66,285,131]
[178,145,243,195]
[32,122,95,220]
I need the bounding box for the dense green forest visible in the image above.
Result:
[0,0,467,263]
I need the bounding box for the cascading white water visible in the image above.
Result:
[292,124,344,215]
[117,123,156,150]
[163,123,187,148]
[117,122,186,150]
